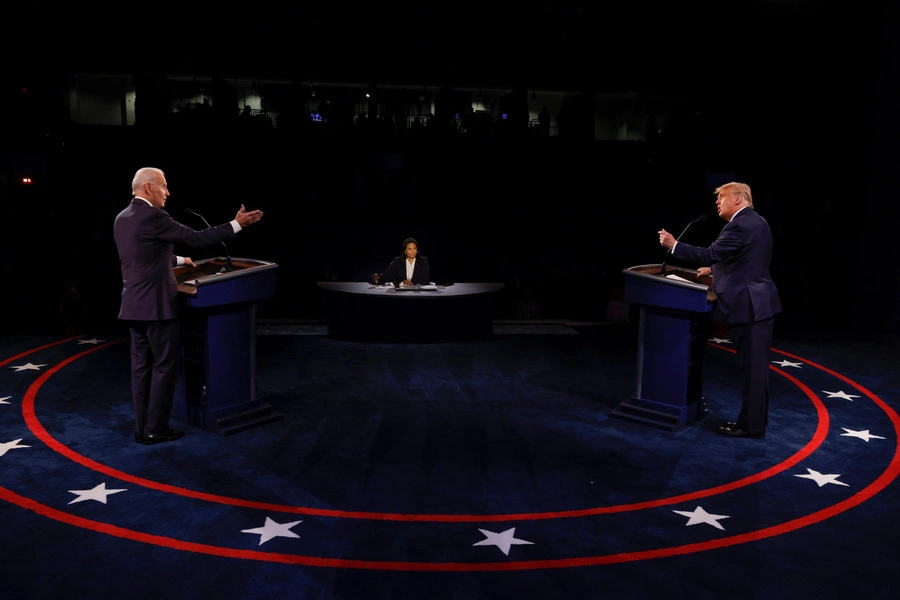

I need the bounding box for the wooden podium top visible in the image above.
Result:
[175,257,278,296]
[623,263,717,306]
[626,263,712,286]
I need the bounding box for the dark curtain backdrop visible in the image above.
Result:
[0,2,894,338]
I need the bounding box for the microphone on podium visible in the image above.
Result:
[661,215,707,274]
[184,208,233,272]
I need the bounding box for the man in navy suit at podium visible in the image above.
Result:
[114,167,263,445]
[658,182,781,439]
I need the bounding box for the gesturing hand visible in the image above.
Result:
[658,229,676,250]
[235,204,264,228]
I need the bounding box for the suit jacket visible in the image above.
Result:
[113,199,236,321]
[674,207,781,324]
[377,256,431,286]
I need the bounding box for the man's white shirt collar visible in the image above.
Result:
[729,206,749,222]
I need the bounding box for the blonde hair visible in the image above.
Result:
[714,182,753,209]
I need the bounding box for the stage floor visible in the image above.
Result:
[1,324,898,599]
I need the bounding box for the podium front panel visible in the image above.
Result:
[610,264,714,431]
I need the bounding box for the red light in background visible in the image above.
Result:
[22,177,33,184]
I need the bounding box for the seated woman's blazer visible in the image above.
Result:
[376,256,430,285]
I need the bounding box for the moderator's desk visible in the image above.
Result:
[318,282,504,342]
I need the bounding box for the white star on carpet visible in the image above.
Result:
[709,337,732,344]
[795,468,849,487]
[68,482,127,505]
[0,396,10,405]
[0,439,31,457]
[771,360,803,368]
[840,428,885,442]
[672,506,731,530]
[8,363,48,372]
[822,390,861,401]
[241,517,302,545]
[76,338,105,345]
[472,527,534,556]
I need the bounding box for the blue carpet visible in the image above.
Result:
[1,326,898,599]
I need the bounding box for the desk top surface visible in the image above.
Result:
[317,282,504,298]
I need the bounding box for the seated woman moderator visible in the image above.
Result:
[372,237,431,286]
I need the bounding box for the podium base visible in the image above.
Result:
[182,401,283,436]
[609,396,709,432]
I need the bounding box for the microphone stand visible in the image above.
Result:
[661,215,707,275]
[184,209,233,272]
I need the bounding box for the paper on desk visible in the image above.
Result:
[395,283,438,291]
[665,274,695,283]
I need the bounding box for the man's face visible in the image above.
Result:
[716,190,739,221]
[146,177,169,209]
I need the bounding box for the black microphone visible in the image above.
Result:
[661,215,707,274]
[184,208,233,272]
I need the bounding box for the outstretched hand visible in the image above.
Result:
[235,204,264,228]
[658,229,676,250]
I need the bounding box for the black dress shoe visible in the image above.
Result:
[142,429,185,445]
[134,432,143,443]
[722,421,738,429]
[716,425,765,438]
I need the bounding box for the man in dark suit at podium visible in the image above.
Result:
[114,167,263,445]
[658,182,781,439]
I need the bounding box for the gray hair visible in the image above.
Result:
[132,167,164,195]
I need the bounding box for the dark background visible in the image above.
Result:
[1,1,897,336]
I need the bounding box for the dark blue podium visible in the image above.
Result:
[610,264,715,431]
[173,257,281,435]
